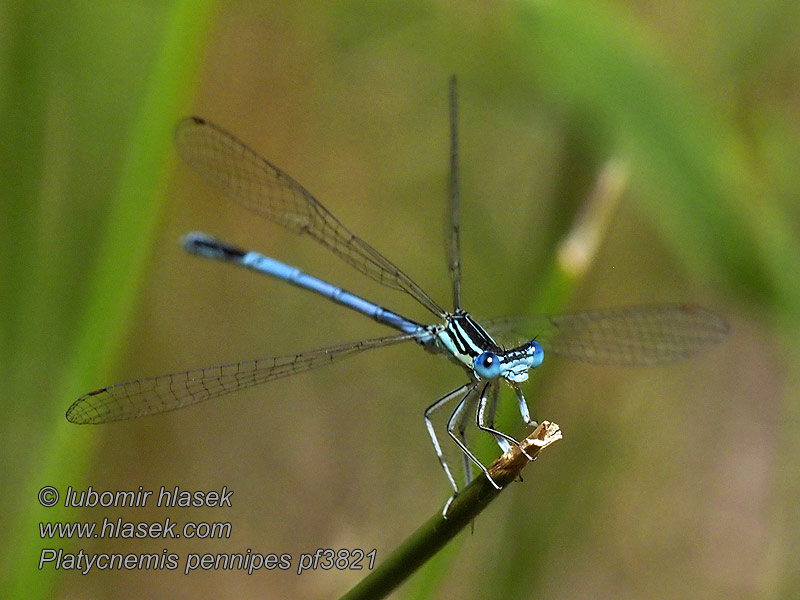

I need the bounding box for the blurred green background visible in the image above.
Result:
[2,1,799,598]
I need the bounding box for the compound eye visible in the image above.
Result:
[474,351,502,379]
[530,340,544,368]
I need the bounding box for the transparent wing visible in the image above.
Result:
[483,304,728,365]
[67,333,416,424]
[447,76,462,310]
[175,116,443,317]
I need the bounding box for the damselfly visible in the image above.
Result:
[67,78,728,508]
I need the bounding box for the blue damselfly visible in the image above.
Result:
[68,78,728,509]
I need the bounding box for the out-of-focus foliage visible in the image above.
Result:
[2,1,797,599]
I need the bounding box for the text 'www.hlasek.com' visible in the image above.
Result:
[37,485,376,575]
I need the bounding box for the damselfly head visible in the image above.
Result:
[473,341,544,383]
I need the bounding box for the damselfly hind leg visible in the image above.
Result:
[447,390,502,491]
[453,389,477,489]
[424,385,471,503]
[424,383,505,518]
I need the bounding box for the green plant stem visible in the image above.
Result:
[339,422,562,600]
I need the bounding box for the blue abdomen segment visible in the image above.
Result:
[183,232,425,336]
